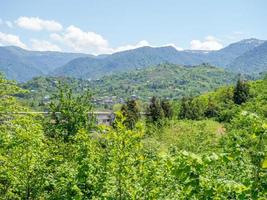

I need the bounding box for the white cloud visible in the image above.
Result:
[0,19,13,28]
[16,16,62,31]
[50,25,112,54]
[190,36,223,51]
[51,25,183,55]
[0,32,27,48]
[114,41,183,52]
[5,21,13,28]
[30,39,61,51]
[114,40,150,52]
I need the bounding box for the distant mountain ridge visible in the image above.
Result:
[227,40,267,74]
[54,38,266,79]
[0,46,91,82]
[0,38,266,82]
[206,38,265,67]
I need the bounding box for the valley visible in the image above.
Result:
[0,1,266,198]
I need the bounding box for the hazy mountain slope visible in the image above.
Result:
[52,46,208,78]
[0,38,266,82]
[0,47,43,82]
[206,38,265,67]
[53,38,265,79]
[3,46,90,73]
[0,46,91,81]
[227,41,267,74]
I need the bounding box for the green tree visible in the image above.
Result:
[45,82,95,141]
[121,99,140,129]
[179,97,203,120]
[0,74,46,199]
[220,111,267,199]
[233,79,250,105]
[204,98,219,118]
[100,112,145,199]
[146,96,164,125]
[0,115,46,199]
[161,99,173,119]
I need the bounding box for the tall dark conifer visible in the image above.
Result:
[121,99,140,129]
[233,79,250,105]
[147,96,164,124]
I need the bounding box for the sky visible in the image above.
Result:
[0,0,266,55]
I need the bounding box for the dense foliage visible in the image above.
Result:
[44,82,95,141]
[0,74,266,199]
[178,77,267,122]
[121,99,140,129]
[20,64,237,111]
[233,79,250,105]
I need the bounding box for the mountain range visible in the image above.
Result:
[0,38,266,82]
[0,46,90,82]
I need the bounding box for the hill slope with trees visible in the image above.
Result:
[0,73,266,199]
[20,64,237,110]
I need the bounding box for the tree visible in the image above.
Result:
[221,112,267,198]
[233,79,250,105]
[0,115,46,199]
[179,97,203,120]
[161,99,173,119]
[204,98,219,118]
[121,99,140,129]
[0,74,46,199]
[146,96,164,124]
[45,82,95,141]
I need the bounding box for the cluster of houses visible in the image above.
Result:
[92,96,124,106]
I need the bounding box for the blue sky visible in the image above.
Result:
[0,0,266,54]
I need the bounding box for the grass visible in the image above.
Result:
[143,119,223,154]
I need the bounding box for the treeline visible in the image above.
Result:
[0,74,266,199]
[121,78,260,128]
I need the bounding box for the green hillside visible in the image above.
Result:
[1,71,266,199]
[90,63,236,100]
[20,64,237,109]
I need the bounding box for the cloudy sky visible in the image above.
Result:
[0,0,266,55]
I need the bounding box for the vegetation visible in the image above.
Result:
[178,77,267,122]
[44,82,95,141]
[20,63,237,111]
[120,99,140,129]
[0,73,266,199]
[233,79,250,105]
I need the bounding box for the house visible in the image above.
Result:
[91,111,114,126]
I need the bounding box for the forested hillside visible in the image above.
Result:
[0,73,266,199]
[20,64,237,110]
[90,64,236,99]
